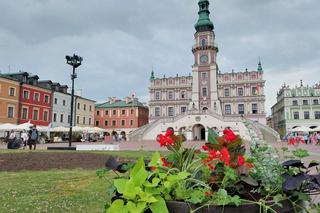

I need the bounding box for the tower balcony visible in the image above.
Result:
[192,42,218,52]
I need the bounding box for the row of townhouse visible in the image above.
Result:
[0,72,95,127]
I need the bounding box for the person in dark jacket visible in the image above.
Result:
[28,125,39,150]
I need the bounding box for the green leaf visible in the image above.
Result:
[150,196,169,213]
[144,178,160,187]
[130,158,145,179]
[123,180,140,199]
[126,201,147,213]
[272,194,285,208]
[149,152,161,167]
[138,192,158,203]
[106,199,128,213]
[207,127,219,145]
[177,172,191,180]
[229,195,241,206]
[114,179,128,194]
[186,189,206,204]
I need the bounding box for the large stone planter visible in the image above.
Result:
[166,200,300,213]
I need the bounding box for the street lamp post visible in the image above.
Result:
[65,54,83,147]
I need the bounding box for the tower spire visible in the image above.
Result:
[150,67,155,80]
[257,57,263,72]
[195,0,214,32]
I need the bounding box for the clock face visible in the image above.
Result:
[200,55,208,63]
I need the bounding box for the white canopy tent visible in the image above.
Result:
[313,126,320,132]
[291,126,313,132]
[50,126,69,132]
[0,123,19,131]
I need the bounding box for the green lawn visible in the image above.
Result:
[0,169,113,213]
[0,149,158,159]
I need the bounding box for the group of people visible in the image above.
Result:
[6,125,39,150]
[284,132,320,145]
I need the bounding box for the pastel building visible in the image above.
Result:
[37,81,72,128]
[75,96,95,127]
[271,81,320,137]
[95,96,149,136]
[0,75,20,124]
[3,72,52,126]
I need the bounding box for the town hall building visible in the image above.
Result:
[130,0,275,142]
[149,0,266,125]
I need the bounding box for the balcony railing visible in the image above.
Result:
[192,42,218,50]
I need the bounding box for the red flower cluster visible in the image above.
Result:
[288,137,305,146]
[237,155,245,166]
[157,129,174,147]
[203,147,231,170]
[223,129,238,143]
[161,157,169,167]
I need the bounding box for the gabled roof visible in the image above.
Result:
[95,100,147,109]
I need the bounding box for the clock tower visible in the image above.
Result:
[190,0,222,115]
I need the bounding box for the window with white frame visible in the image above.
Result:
[155,107,160,117]
[238,104,244,115]
[293,112,299,120]
[168,107,174,117]
[181,106,187,113]
[23,90,29,99]
[53,113,57,122]
[225,104,231,115]
[7,106,14,118]
[44,95,49,103]
[168,91,174,100]
[9,87,15,96]
[22,107,28,120]
[181,91,186,99]
[44,111,48,121]
[315,111,320,119]
[60,114,64,122]
[33,109,39,120]
[34,93,40,102]
[202,88,207,97]
[155,92,160,100]
[238,88,244,96]
[252,103,258,114]
[304,111,310,119]
[224,88,230,97]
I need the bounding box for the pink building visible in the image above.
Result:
[94,96,149,138]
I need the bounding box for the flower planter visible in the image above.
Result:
[166,200,300,213]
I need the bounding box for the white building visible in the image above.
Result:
[271,81,320,137]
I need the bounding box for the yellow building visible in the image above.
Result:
[74,96,95,127]
[0,76,20,124]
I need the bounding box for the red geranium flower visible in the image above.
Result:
[237,155,245,166]
[161,157,169,167]
[223,129,237,143]
[202,145,209,151]
[219,148,231,166]
[150,166,157,171]
[209,164,215,171]
[205,190,213,197]
[157,132,174,147]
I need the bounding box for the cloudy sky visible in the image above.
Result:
[0,0,319,115]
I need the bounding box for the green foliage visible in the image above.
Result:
[212,189,241,206]
[292,149,310,159]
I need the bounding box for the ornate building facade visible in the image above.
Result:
[149,0,266,124]
[271,81,320,137]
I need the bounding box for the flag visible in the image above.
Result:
[207,127,219,145]
[256,83,260,95]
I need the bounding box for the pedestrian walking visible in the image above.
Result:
[21,130,29,149]
[28,125,39,150]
